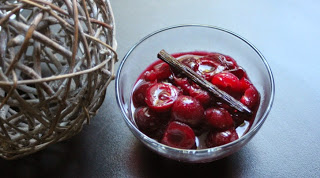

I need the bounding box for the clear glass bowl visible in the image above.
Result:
[115,25,275,163]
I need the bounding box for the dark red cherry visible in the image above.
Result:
[215,100,233,111]
[188,86,211,106]
[239,77,252,92]
[228,67,247,79]
[153,62,172,80]
[134,107,167,134]
[132,80,154,107]
[171,95,204,126]
[240,86,260,109]
[161,121,196,149]
[145,83,179,112]
[206,129,239,147]
[144,62,172,81]
[204,107,234,130]
[173,76,191,95]
[144,70,157,81]
[211,72,241,95]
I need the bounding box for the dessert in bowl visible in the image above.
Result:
[116,25,274,163]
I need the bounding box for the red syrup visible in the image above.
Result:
[131,51,260,149]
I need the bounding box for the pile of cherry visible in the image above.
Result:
[131,52,260,149]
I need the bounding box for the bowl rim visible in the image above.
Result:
[115,24,275,154]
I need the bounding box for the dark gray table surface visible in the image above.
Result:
[1,0,320,177]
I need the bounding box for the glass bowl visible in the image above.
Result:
[115,25,275,163]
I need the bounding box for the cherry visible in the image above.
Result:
[228,67,247,79]
[132,80,154,107]
[195,59,219,81]
[161,121,196,149]
[239,77,252,92]
[204,107,234,130]
[144,70,157,81]
[215,100,233,111]
[173,76,191,95]
[171,95,204,126]
[240,86,260,109]
[145,83,179,112]
[211,72,241,96]
[153,62,172,80]
[144,62,172,81]
[134,107,168,134]
[188,86,211,107]
[224,55,238,69]
[206,129,239,147]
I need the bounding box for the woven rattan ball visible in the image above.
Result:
[0,0,117,159]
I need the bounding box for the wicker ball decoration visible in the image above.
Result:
[0,0,117,159]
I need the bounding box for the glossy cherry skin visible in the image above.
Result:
[211,72,241,96]
[204,107,234,130]
[195,59,219,81]
[153,62,172,80]
[132,80,155,107]
[239,77,252,92]
[161,121,196,149]
[144,62,172,81]
[171,95,205,126]
[206,129,239,147]
[134,107,168,134]
[144,70,157,81]
[145,83,179,112]
[188,86,211,107]
[240,85,260,109]
[173,76,191,95]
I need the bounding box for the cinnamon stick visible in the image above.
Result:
[157,49,252,115]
